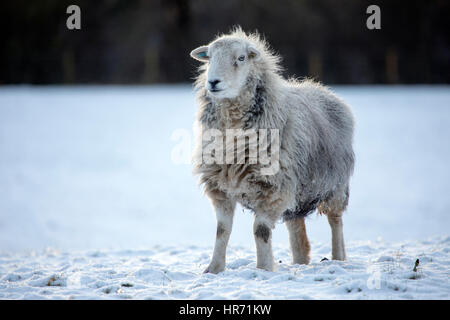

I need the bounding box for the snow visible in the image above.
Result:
[0,85,449,299]
[1,238,448,299]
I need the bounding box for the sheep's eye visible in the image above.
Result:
[238,55,245,61]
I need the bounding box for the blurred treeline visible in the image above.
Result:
[1,0,449,84]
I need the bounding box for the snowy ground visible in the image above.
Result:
[1,237,449,299]
[0,85,449,299]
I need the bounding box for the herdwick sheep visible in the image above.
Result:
[190,27,355,273]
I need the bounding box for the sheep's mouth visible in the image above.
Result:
[208,89,223,93]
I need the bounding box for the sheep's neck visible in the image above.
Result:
[219,102,244,128]
[216,89,256,129]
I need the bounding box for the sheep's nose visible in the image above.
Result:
[208,79,221,89]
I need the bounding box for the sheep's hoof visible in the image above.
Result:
[256,263,275,272]
[203,262,225,274]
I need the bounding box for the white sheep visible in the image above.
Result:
[190,27,355,273]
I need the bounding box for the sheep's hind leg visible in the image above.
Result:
[327,212,346,260]
[204,198,236,274]
[319,189,348,261]
[285,217,311,264]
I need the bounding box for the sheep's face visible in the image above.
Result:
[191,39,261,100]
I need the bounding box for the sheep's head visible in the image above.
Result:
[191,38,261,100]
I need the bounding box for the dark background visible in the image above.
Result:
[1,0,449,85]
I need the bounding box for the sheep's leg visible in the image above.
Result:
[285,217,311,264]
[327,212,346,260]
[204,199,236,274]
[253,215,277,271]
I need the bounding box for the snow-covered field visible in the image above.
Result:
[0,85,449,299]
[1,238,449,299]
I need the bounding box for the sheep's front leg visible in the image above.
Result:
[204,199,236,274]
[253,215,276,271]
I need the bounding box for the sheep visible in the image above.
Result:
[190,27,355,273]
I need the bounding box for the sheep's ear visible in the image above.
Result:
[190,46,209,62]
[248,46,261,60]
